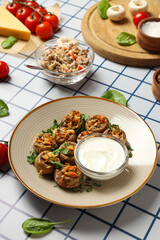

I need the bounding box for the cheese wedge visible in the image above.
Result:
[0,5,30,41]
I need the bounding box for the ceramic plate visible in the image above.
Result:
[9,96,158,208]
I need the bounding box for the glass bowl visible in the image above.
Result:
[35,38,94,85]
[74,133,129,181]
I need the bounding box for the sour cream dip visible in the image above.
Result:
[141,21,160,38]
[77,136,126,173]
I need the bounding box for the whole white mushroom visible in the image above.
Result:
[107,5,126,22]
[128,0,148,15]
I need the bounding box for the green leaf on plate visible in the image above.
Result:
[116,32,136,46]
[0,99,9,117]
[97,0,111,19]
[101,89,127,106]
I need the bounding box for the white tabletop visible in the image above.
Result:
[0,0,160,239]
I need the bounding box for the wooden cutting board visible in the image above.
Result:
[81,0,160,67]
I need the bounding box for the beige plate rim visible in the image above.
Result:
[9,96,158,208]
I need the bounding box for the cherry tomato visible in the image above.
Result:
[16,6,32,24]
[0,143,8,165]
[44,13,59,31]
[133,12,149,27]
[26,0,39,9]
[34,6,47,16]
[25,12,41,33]
[35,21,53,40]
[0,61,9,79]
[6,2,21,16]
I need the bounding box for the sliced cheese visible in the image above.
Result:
[0,5,30,41]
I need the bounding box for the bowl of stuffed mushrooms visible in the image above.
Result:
[35,37,95,85]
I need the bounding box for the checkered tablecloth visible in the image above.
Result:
[0,0,160,239]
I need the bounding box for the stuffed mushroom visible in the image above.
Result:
[54,164,83,188]
[52,127,76,145]
[85,115,109,133]
[35,151,61,175]
[77,131,93,142]
[59,141,76,165]
[33,133,57,154]
[61,110,82,130]
[104,126,127,144]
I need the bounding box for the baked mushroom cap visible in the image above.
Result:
[104,127,127,144]
[85,115,110,133]
[35,151,61,175]
[52,127,76,145]
[61,110,82,130]
[33,133,57,154]
[59,141,76,165]
[54,164,83,188]
[77,131,93,142]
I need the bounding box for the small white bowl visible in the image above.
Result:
[74,133,129,181]
[35,38,94,85]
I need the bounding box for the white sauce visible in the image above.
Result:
[141,21,160,38]
[78,137,125,172]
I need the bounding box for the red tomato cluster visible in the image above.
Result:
[6,0,59,40]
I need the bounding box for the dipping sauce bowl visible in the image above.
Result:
[74,133,129,181]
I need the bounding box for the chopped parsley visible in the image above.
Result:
[27,151,37,164]
[127,145,134,158]
[48,157,64,169]
[42,119,62,135]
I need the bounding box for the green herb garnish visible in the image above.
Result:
[86,186,93,192]
[48,157,64,169]
[1,36,17,49]
[127,145,134,158]
[42,119,62,134]
[97,0,111,19]
[52,147,70,156]
[101,89,127,106]
[22,218,71,235]
[116,32,136,46]
[109,123,119,129]
[0,99,9,117]
[93,182,101,187]
[76,114,90,135]
[27,151,36,164]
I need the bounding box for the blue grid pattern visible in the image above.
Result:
[0,0,160,239]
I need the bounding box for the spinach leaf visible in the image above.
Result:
[116,32,136,46]
[97,0,111,19]
[22,218,71,235]
[1,36,17,49]
[101,89,127,106]
[0,99,9,117]
[27,151,37,164]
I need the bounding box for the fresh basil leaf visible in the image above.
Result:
[101,89,127,106]
[0,100,9,117]
[27,151,36,164]
[1,36,17,49]
[97,0,111,19]
[22,218,71,235]
[116,32,136,46]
